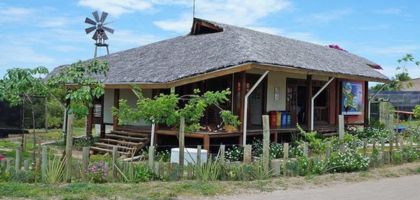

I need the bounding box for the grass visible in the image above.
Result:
[0,161,419,200]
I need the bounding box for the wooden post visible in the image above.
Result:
[270,159,281,176]
[6,158,12,173]
[325,144,331,160]
[262,115,270,172]
[283,143,289,177]
[41,146,48,181]
[338,115,345,140]
[303,142,309,157]
[239,72,246,131]
[243,145,252,164]
[65,114,74,183]
[380,139,385,166]
[363,139,368,156]
[389,136,394,163]
[219,145,225,165]
[0,159,5,169]
[306,75,313,129]
[82,147,90,180]
[148,146,155,170]
[112,146,118,181]
[23,160,29,171]
[15,147,22,173]
[179,117,185,175]
[196,145,202,166]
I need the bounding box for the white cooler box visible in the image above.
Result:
[170,148,208,164]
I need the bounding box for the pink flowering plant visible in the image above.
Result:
[86,161,109,183]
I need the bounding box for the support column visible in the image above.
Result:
[86,107,93,138]
[113,89,120,131]
[100,97,105,138]
[306,75,313,129]
[364,81,369,127]
[239,72,246,131]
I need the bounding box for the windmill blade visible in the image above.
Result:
[100,12,108,23]
[85,26,96,34]
[85,17,96,25]
[92,11,100,22]
[102,32,109,40]
[103,26,114,34]
[92,31,99,40]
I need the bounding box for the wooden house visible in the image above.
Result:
[52,18,389,155]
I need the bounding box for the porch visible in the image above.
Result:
[88,64,370,155]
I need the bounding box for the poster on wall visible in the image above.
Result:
[341,81,363,115]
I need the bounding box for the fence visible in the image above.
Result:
[1,115,419,182]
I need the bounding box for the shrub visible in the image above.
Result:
[401,147,419,162]
[252,140,285,159]
[86,161,108,183]
[328,149,369,172]
[10,170,38,183]
[45,157,65,184]
[193,157,221,181]
[119,162,154,183]
[225,145,243,162]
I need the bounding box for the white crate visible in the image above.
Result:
[170,148,208,164]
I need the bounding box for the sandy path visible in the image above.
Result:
[212,175,420,200]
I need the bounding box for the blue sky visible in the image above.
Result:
[0,0,419,80]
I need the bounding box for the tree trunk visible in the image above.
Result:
[32,106,36,165]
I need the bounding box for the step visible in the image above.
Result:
[105,133,148,142]
[94,142,136,151]
[90,146,131,156]
[112,130,150,138]
[99,138,141,146]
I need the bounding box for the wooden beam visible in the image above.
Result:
[239,72,246,131]
[364,81,369,127]
[113,89,120,132]
[306,75,313,129]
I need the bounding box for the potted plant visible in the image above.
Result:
[220,110,241,133]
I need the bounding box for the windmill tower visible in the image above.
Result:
[84,11,114,58]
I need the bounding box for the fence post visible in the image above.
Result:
[112,146,118,181]
[179,117,185,178]
[15,147,22,173]
[219,145,225,165]
[65,114,74,183]
[363,139,368,156]
[6,158,12,173]
[23,160,29,171]
[262,115,270,172]
[325,143,331,160]
[270,159,281,176]
[303,142,309,157]
[389,136,394,163]
[243,145,252,164]
[82,147,90,180]
[148,146,155,170]
[283,143,289,177]
[380,139,385,166]
[41,146,48,181]
[338,115,345,152]
[196,145,201,166]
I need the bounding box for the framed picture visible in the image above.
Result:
[341,81,363,115]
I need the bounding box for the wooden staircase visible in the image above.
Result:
[90,130,150,157]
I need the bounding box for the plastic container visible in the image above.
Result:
[276,111,281,127]
[269,111,277,128]
[281,111,288,127]
[170,148,208,164]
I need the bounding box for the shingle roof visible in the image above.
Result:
[51,18,389,83]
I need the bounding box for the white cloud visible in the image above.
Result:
[299,9,352,25]
[0,6,33,23]
[373,8,402,15]
[78,0,153,16]
[154,0,291,33]
[0,45,55,67]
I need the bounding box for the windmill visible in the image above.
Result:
[85,11,114,58]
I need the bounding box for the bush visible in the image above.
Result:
[120,163,154,183]
[225,145,243,162]
[10,170,38,183]
[86,161,108,183]
[401,147,419,162]
[328,149,369,173]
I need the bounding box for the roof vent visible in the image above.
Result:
[191,18,223,35]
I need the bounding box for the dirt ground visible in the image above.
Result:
[192,162,420,200]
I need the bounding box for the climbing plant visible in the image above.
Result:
[113,87,239,132]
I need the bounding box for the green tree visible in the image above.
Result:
[371,54,420,91]
[47,60,109,119]
[0,67,49,160]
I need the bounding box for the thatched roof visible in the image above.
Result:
[51,18,388,84]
